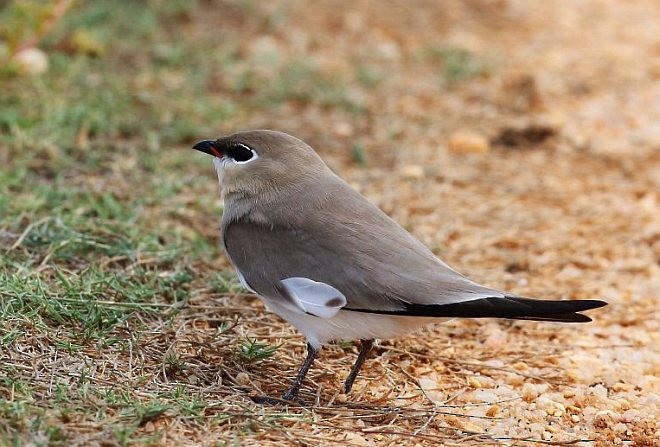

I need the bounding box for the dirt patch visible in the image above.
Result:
[1,0,658,445]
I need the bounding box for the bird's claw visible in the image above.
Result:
[250,394,304,406]
[280,390,305,405]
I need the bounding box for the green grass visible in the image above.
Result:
[0,1,294,444]
[418,45,491,84]
[238,337,279,362]
[351,143,369,167]
[0,1,497,445]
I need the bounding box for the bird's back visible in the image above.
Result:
[222,171,504,313]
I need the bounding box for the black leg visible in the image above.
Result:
[281,343,318,401]
[344,339,375,394]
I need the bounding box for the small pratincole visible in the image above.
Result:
[193,130,607,402]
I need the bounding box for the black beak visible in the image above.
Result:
[192,140,222,157]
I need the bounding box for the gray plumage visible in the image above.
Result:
[223,168,504,313]
[192,130,606,401]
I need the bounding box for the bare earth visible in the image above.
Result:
[210,1,660,445]
[3,1,659,446]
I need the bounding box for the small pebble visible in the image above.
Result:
[235,372,250,386]
[486,405,501,417]
[512,362,528,371]
[468,377,481,388]
[522,383,538,402]
[617,399,631,411]
[343,433,370,446]
[448,130,490,154]
[460,420,484,433]
[333,122,354,137]
[473,390,498,402]
[402,165,425,179]
[13,47,49,75]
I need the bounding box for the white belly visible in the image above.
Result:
[262,297,445,348]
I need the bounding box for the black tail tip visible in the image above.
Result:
[582,300,608,310]
[544,299,608,323]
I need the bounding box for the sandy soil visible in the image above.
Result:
[217,1,659,445]
[3,1,659,446]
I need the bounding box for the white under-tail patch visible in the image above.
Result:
[280,277,347,319]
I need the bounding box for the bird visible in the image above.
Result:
[192,130,607,402]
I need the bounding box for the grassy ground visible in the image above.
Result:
[1,1,658,446]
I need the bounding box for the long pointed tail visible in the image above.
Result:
[359,297,608,322]
[416,297,606,322]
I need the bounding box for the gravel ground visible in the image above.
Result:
[2,1,658,445]
[233,1,660,444]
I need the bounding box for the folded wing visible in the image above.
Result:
[223,181,605,322]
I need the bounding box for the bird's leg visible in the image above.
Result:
[344,339,375,394]
[281,343,318,401]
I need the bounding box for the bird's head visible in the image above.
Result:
[193,130,328,198]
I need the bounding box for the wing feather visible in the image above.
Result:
[222,180,504,312]
[280,277,347,318]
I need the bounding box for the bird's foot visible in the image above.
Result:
[249,393,304,406]
[280,388,305,405]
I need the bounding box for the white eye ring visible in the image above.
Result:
[231,143,258,164]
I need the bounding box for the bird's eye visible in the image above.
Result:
[227,144,256,163]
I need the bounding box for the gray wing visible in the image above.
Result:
[223,189,503,313]
[222,176,606,323]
